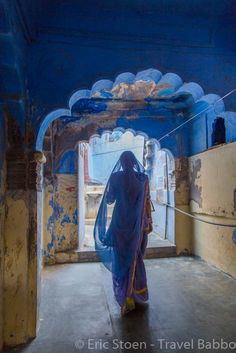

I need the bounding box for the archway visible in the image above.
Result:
[35,68,229,153]
[76,129,176,255]
[32,67,236,343]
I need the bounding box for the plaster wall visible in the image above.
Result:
[175,157,192,255]
[28,0,236,130]
[0,112,6,351]
[189,142,236,277]
[3,192,29,345]
[43,179,55,264]
[0,163,5,352]
[3,190,38,347]
[54,174,78,253]
[43,174,78,262]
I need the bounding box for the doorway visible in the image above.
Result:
[77,130,176,253]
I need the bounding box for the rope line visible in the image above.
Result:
[154,88,236,230]
[157,88,236,142]
[156,201,236,228]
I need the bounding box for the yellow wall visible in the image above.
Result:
[54,175,78,253]
[4,193,29,345]
[3,190,38,348]
[189,142,236,278]
[0,163,6,351]
[175,157,193,255]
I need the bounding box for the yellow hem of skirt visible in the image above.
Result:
[134,287,148,294]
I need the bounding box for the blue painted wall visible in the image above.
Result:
[27,0,236,130]
[0,112,5,174]
[0,0,39,132]
[1,0,236,156]
[55,150,76,174]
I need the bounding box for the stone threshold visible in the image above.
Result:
[54,244,177,264]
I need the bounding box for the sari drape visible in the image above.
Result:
[94,151,153,314]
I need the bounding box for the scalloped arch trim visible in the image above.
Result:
[36,68,226,151]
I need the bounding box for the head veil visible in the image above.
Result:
[94,151,147,279]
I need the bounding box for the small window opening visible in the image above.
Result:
[211,117,226,146]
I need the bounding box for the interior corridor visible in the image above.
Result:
[1,2,236,352]
[9,257,236,353]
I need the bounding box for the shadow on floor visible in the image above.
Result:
[6,257,236,353]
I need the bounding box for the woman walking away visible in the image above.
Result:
[94,151,153,315]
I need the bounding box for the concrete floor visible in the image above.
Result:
[8,257,236,353]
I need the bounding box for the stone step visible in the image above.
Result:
[55,245,177,264]
[145,245,176,259]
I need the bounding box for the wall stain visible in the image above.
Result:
[190,158,202,207]
[233,188,236,212]
[175,157,189,189]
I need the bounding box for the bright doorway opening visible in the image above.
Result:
[77,129,176,253]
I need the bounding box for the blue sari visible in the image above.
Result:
[94,151,153,315]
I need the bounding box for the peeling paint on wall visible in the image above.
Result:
[4,193,29,346]
[43,179,55,264]
[190,159,202,208]
[233,188,236,212]
[43,174,78,262]
[54,174,78,253]
[175,157,189,206]
[189,142,236,278]
[0,162,6,352]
